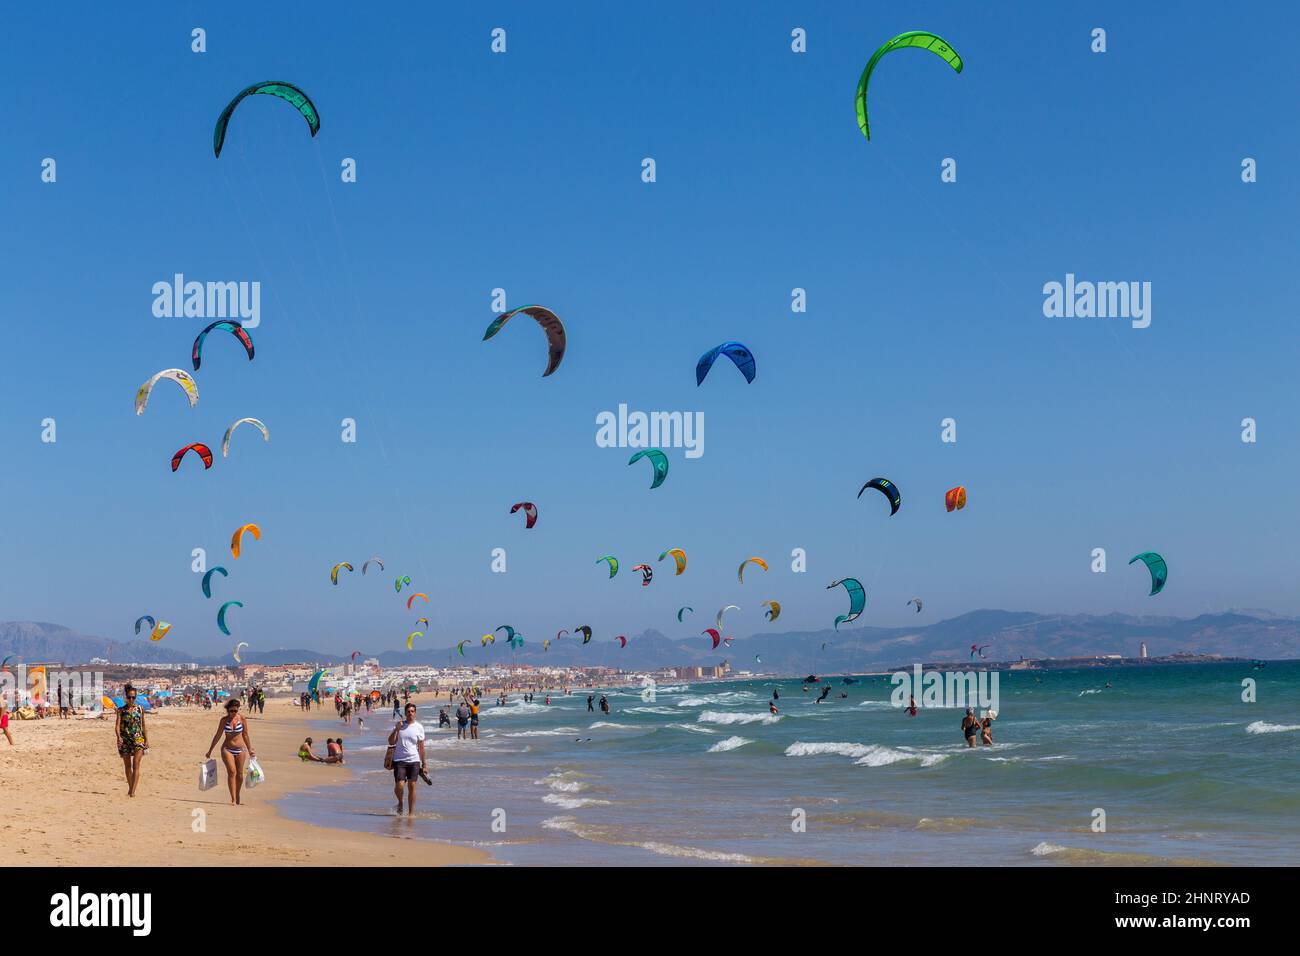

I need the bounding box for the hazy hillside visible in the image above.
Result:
[3,610,1295,669]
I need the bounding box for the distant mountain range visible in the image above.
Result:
[3,610,1297,671]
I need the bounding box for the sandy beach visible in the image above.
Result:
[0,696,488,866]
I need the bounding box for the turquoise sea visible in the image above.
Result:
[276,662,1300,865]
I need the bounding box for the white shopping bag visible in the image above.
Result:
[246,756,266,788]
[198,758,218,791]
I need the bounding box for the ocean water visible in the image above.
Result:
[275,662,1300,865]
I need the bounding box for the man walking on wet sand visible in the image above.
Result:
[388,702,426,816]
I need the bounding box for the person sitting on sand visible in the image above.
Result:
[115,684,149,797]
[961,708,980,748]
[299,737,324,762]
[206,698,256,805]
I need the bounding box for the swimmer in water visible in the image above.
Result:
[961,708,980,748]
[769,701,779,715]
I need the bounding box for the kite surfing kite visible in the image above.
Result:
[703,628,721,650]
[362,557,384,575]
[509,634,524,650]
[628,448,669,489]
[495,625,517,641]
[233,641,249,663]
[716,605,740,630]
[632,564,654,587]
[858,478,901,515]
[201,566,228,599]
[134,615,155,636]
[330,562,353,585]
[696,341,756,386]
[855,31,964,141]
[135,369,198,415]
[213,80,320,158]
[1129,552,1168,596]
[221,418,268,458]
[597,555,619,578]
[556,629,569,641]
[394,575,411,593]
[723,636,734,648]
[543,639,551,651]
[216,600,243,637]
[481,305,567,377]
[230,523,261,559]
[827,578,866,629]
[677,606,693,622]
[575,625,593,644]
[415,618,429,628]
[738,557,768,583]
[615,635,627,648]
[762,600,782,622]
[351,651,362,662]
[659,548,687,575]
[456,640,469,657]
[406,593,429,610]
[481,633,495,647]
[192,320,254,371]
[510,502,538,529]
[150,621,171,641]
[970,644,990,660]
[908,597,923,613]
[171,443,213,472]
[407,631,422,650]
[945,486,967,512]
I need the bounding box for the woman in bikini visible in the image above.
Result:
[115,684,149,796]
[206,698,255,805]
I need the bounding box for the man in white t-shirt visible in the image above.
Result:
[387,702,427,815]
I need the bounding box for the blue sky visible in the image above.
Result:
[1,1,1296,655]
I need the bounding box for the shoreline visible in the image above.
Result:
[0,695,489,867]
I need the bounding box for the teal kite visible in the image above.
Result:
[597,555,619,578]
[827,578,866,629]
[629,449,669,489]
[214,81,320,157]
[1129,552,1167,596]
[201,566,228,599]
[217,600,243,637]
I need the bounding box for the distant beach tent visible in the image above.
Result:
[111,696,152,711]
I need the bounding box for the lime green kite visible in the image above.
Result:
[856,31,963,140]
